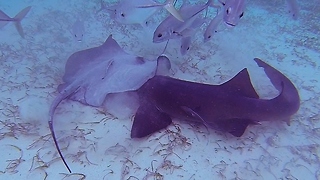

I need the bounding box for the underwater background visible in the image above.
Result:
[0,0,319,179]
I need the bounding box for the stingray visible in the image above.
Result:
[49,35,157,173]
[131,58,300,138]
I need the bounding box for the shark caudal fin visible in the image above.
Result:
[254,58,300,125]
[131,100,172,138]
[13,6,32,38]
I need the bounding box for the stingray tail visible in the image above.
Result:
[49,93,73,173]
[13,6,31,38]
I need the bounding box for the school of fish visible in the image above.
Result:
[95,0,299,55]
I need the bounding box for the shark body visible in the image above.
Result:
[131,58,300,138]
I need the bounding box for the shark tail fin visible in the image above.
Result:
[13,6,31,38]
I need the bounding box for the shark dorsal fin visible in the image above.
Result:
[221,68,259,99]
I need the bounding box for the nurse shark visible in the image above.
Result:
[131,57,300,138]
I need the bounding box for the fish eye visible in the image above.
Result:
[226,7,231,14]
[121,12,125,17]
[207,35,211,39]
[157,33,162,38]
[239,12,244,18]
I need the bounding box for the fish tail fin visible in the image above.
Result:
[96,0,113,14]
[164,0,184,22]
[206,0,213,6]
[0,10,11,28]
[13,6,31,38]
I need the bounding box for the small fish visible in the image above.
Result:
[180,36,191,55]
[204,11,223,42]
[0,6,31,38]
[70,19,85,42]
[285,0,299,20]
[219,0,245,27]
[153,0,212,43]
[179,18,205,55]
[112,0,182,26]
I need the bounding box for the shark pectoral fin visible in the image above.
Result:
[131,101,172,138]
[218,118,256,137]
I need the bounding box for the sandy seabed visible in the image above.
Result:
[0,0,319,179]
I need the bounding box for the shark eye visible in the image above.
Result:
[239,12,244,18]
[157,33,162,38]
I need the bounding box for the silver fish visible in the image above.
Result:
[220,0,245,27]
[204,11,223,42]
[153,0,212,43]
[71,19,85,42]
[0,6,31,38]
[112,0,182,25]
[180,36,191,55]
[285,0,299,20]
[179,18,206,55]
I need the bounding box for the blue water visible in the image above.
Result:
[0,0,319,179]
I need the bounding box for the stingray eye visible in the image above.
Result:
[239,12,244,18]
[226,7,231,14]
[74,34,77,37]
[157,33,162,38]
[208,35,211,39]
[121,12,125,17]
